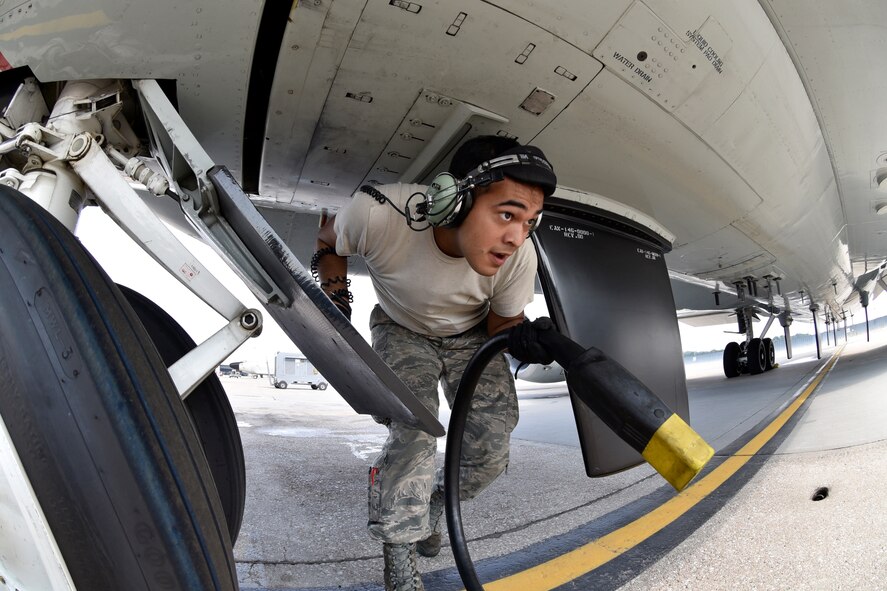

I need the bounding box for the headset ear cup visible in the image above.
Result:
[445,189,472,227]
[526,211,543,237]
[425,173,459,227]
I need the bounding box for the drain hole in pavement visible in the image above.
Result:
[811,487,829,501]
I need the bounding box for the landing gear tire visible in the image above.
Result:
[120,285,246,545]
[762,337,775,371]
[748,338,767,375]
[311,384,318,390]
[723,341,741,378]
[277,381,288,389]
[317,382,328,391]
[0,186,237,589]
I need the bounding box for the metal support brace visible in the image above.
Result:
[824,310,831,346]
[134,79,288,307]
[130,80,442,434]
[832,309,838,344]
[746,308,754,341]
[68,136,261,397]
[810,304,821,359]
[758,312,775,340]
[764,276,775,306]
[779,295,793,359]
[169,309,262,399]
[69,138,246,321]
[733,281,745,302]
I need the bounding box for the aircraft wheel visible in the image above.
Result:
[0,187,236,589]
[311,384,318,390]
[748,338,767,375]
[317,382,328,391]
[120,285,246,544]
[762,337,775,371]
[278,381,288,389]
[723,341,741,378]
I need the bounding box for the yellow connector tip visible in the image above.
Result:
[642,413,714,491]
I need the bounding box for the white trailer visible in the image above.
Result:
[271,352,327,390]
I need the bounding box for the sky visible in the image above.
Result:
[75,206,887,363]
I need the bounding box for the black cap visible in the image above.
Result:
[494,145,557,197]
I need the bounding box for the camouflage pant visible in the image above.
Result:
[367,306,518,543]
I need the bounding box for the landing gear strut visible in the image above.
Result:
[722,308,778,378]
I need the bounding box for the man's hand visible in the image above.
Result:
[506,317,556,365]
[315,214,352,320]
[326,287,353,321]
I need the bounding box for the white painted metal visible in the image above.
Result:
[756,0,887,284]
[397,96,509,184]
[593,0,710,112]
[261,0,367,204]
[554,186,675,245]
[0,163,84,232]
[2,76,48,129]
[287,0,603,206]
[0,0,262,178]
[70,140,247,321]
[537,67,762,248]
[134,79,216,190]
[134,79,291,307]
[0,415,77,591]
[169,311,262,400]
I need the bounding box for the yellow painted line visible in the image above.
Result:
[482,348,844,591]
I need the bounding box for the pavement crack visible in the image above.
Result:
[467,472,659,542]
[234,474,658,566]
[236,554,380,567]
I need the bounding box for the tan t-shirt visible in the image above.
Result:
[335,183,537,337]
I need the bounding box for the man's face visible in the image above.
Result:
[454,177,544,276]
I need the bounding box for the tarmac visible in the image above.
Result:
[227,334,887,590]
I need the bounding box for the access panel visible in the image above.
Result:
[534,196,689,476]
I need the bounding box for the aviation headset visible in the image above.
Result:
[361,144,557,231]
[421,144,557,228]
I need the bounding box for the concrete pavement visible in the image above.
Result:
[229,335,887,590]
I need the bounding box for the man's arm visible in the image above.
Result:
[315,214,352,319]
[487,309,525,336]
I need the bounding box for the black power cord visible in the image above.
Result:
[443,320,713,590]
[443,326,582,590]
[443,332,508,591]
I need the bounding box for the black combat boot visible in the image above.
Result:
[382,542,424,591]
[416,489,444,558]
